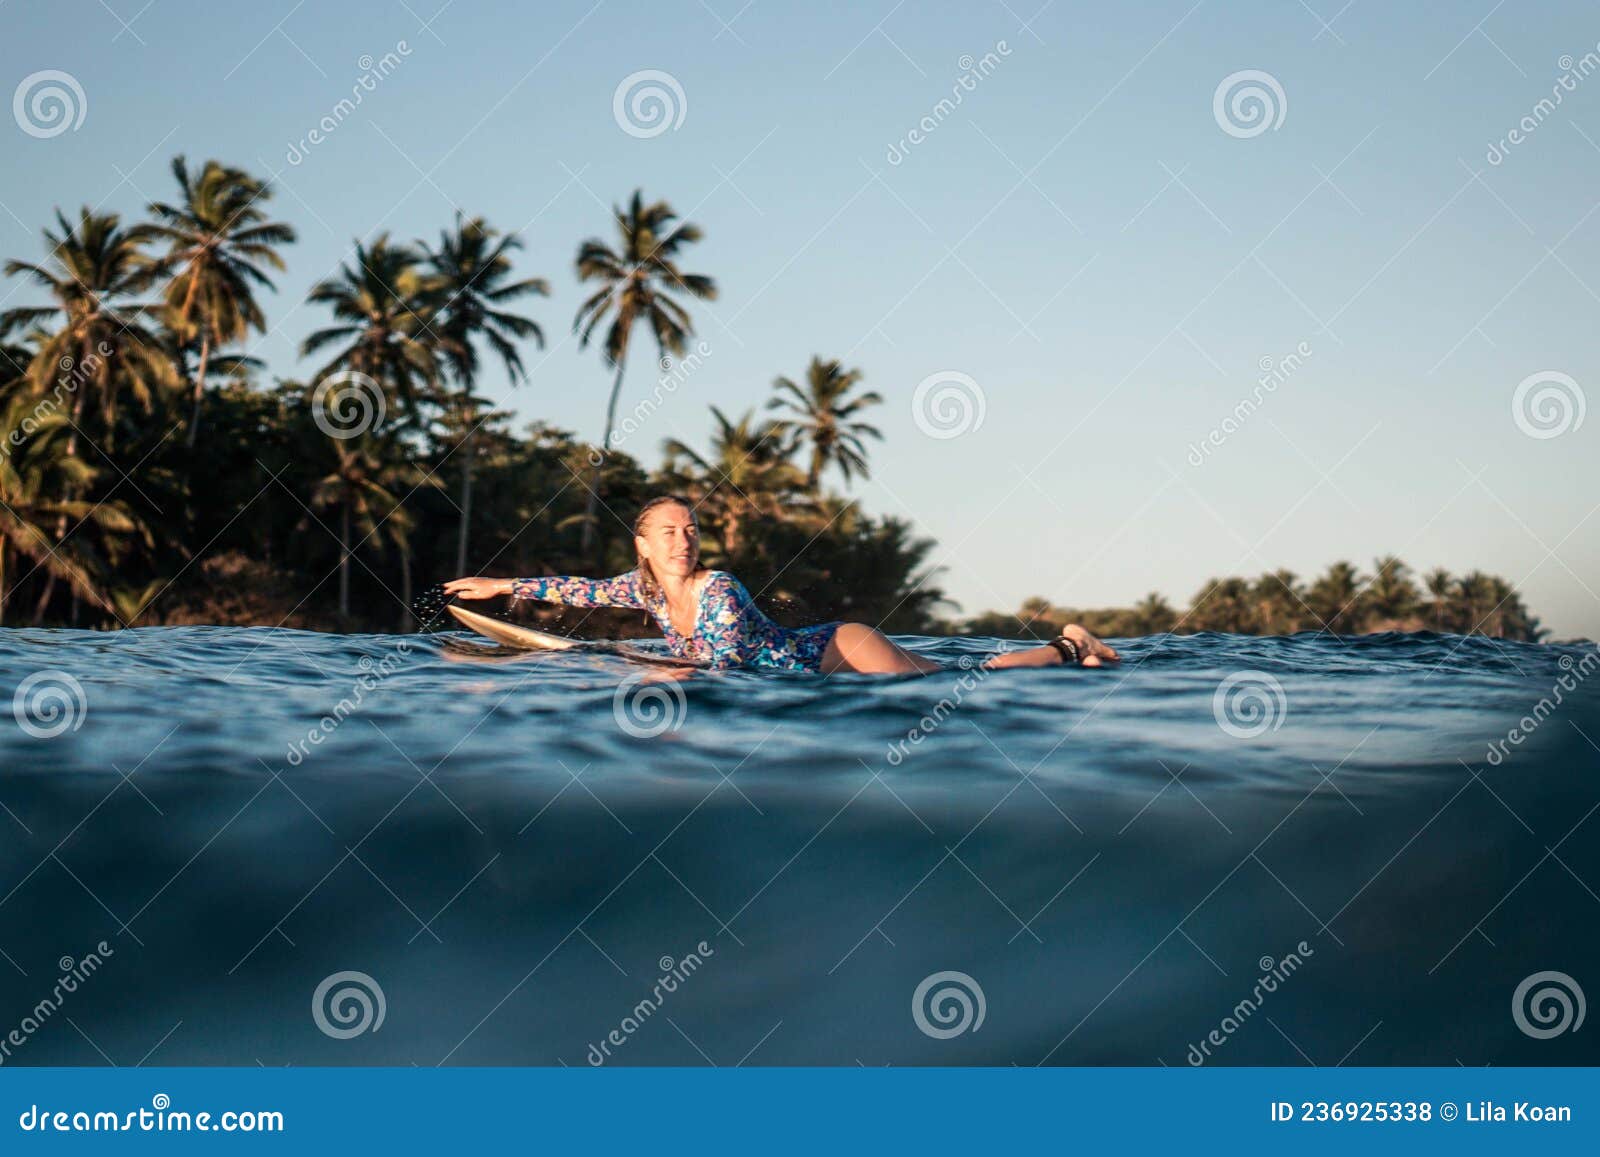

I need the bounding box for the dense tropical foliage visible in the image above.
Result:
[966,557,1546,641]
[0,159,1550,642]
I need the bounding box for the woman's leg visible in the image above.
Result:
[820,623,944,675]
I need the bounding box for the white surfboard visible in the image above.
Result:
[446,604,707,668]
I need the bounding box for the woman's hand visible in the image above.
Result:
[443,576,514,600]
[1061,623,1119,667]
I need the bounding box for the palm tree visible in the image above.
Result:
[308,436,417,620]
[1307,561,1362,634]
[3,209,176,620]
[0,330,31,394]
[1132,592,1177,634]
[768,357,883,491]
[573,190,716,560]
[1455,570,1498,637]
[1251,569,1305,634]
[427,212,548,574]
[0,395,132,622]
[1013,595,1061,636]
[1363,555,1418,627]
[140,157,295,449]
[1190,576,1256,632]
[661,407,802,557]
[302,235,443,421]
[1424,567,1455,632]
[2,208,177,451]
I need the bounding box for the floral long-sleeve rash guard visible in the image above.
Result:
[509,570,842,672]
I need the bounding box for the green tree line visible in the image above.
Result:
[0,159,943,632]
[964,557,1544,641]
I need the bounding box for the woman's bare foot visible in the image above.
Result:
[982,623,1120,670]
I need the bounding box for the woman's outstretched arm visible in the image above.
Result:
[443,572,647,609]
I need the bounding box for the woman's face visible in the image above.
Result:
[638,503,700,579]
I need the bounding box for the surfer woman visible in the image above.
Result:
[444,495,1118,675]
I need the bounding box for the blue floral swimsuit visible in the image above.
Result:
[510,570,842,672]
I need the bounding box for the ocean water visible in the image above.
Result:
[0,626,1596,1067]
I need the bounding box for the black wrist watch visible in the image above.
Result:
[1048,636,1080,665]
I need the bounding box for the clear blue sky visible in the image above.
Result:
[3,0,1597,637]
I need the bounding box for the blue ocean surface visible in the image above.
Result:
[0,627,1595,1066]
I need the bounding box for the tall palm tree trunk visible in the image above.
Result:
[185,332,212,450]
[455,425,475,575]
[400,545,413,633]
[580,359,627,564]
[339,498,352,620]
[35,347,93,621]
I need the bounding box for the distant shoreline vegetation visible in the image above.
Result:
[0,156,1549,643]
[961,558,1547,643]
